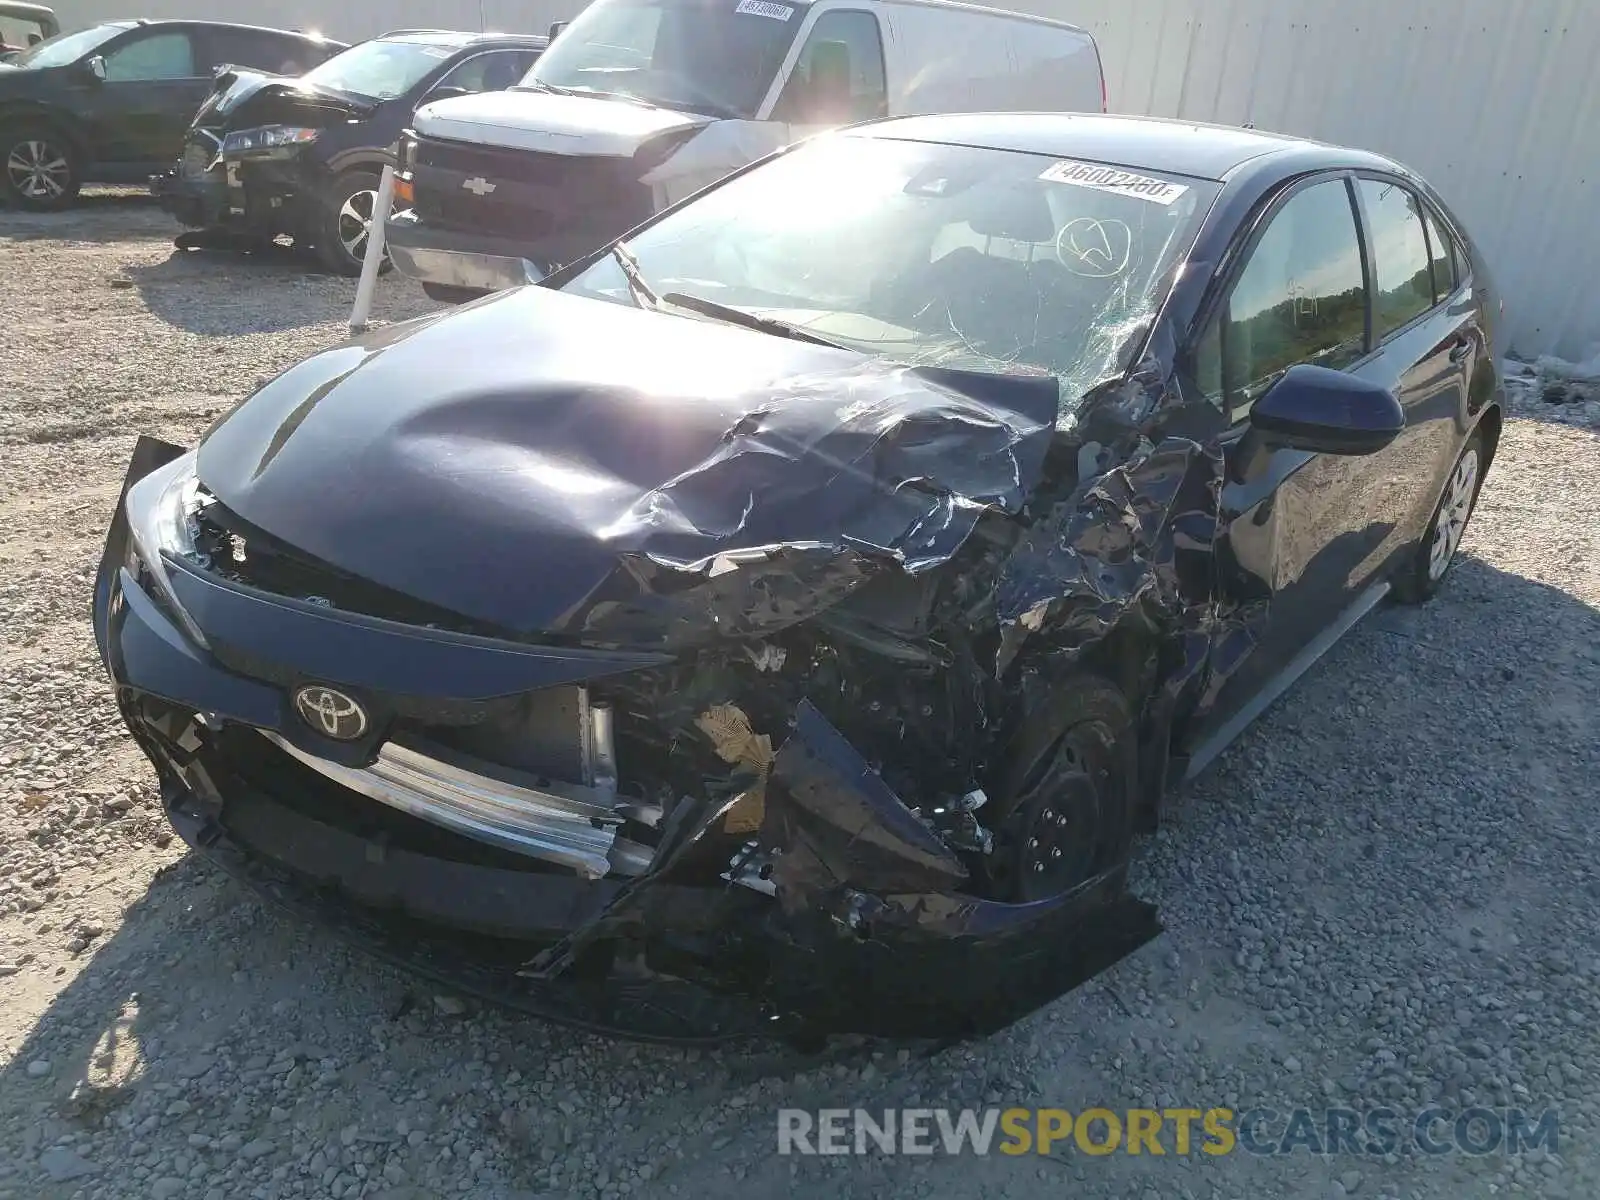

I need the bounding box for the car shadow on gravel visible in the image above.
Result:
[123,252,410,336]
[0,193,168,244]
[1,557,1597,1198]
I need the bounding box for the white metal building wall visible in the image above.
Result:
[1058,0,1600,361]
[44,0,1598,357]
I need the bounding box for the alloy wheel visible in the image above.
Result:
[1427,446,1480,581]
[6,138,70,201]
[336,188,383,264]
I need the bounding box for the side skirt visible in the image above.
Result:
[1181,579,1392,784]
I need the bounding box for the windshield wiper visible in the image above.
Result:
[610,240,659,310]
[660,292,850,350]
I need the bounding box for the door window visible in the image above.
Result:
[439,50,539,94]
[1419,202,1458,304]
[1195,178,1368,419]
[206,29,313,75]
[771,10,886,125]
[1358,178,1436,339]
[102,31,195,81]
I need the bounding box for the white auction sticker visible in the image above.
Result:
[1038,159,1190,205]
[735,0,794,18]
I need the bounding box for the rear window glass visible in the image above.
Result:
[1358,178,1435,339]
[1420,203,1458,303]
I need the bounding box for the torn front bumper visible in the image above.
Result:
[93,438,1160,1043]
[150,167,227,229]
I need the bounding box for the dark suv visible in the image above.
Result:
[0,19,344,209]
[152,29,545,275]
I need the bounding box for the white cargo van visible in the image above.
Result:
[385,0,1106,301]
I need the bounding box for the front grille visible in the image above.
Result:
[414,192,554,240]
[416,138,619,189]
[190,497,498,639]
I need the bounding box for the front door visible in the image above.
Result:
[77,27,209,166]
[1184,173,1379,750]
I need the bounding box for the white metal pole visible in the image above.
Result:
[348,163,396,335]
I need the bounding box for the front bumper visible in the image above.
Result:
[385,210,549,292]
[94,438,1160,1043]
[151,168,228,229]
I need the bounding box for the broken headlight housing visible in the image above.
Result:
[124,450,211,650]
[221,125,319,157]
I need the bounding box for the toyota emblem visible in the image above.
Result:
[292,685,369,741]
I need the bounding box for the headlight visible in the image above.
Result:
[398,130,417,172]
[220,125,319,156]
[124,450,211,650]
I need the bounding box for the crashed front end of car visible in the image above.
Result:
[91,286,1185,1043]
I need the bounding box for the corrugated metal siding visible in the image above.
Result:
[43,0,1597,356]
[1061,0,1600,360]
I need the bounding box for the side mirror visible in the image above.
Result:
[421,84,469,106]
[84,54,106,81]
[1249,363,1404,456]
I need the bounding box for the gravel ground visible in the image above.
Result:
[2,195,1599,1200]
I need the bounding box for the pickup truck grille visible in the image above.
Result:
[410,135,652,245]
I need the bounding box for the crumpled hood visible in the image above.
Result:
[196,286,1059,646]
[191,69,366,131]
[413,88,709,157]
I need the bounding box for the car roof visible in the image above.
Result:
[851,112,1400,181]
[125,19,346,44]
[373,29,545,48]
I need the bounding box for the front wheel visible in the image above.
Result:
[1,124,80,211]
[1393,428,1486,604]
[983,676,1138,903]
[313,169,392,277]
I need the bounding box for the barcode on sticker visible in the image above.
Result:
[1039,160,1190,205]
[735,0,794,18]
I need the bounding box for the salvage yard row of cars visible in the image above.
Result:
[4,2,1504,1045]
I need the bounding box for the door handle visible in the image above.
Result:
[1448,336,1473,364]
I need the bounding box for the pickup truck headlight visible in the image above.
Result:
[124,450,211,650]
[220,125,319,156]
[398,130,417,172]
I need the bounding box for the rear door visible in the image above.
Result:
[84,26,208,164]
[1183,172,1376,747]
[1347,175,1476,553]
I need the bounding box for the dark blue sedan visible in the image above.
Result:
[93,113,1501,1044]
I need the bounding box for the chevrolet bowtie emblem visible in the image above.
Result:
[462,176,497,196]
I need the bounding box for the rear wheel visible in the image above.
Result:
[1,123,80,211]
[422,281,491,304]
[1394,428,1485,603]
[314,169,391,276]
[984,676,1138,903]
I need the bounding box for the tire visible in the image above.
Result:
[422,281,490,304]
[983,676,1139,903]
[312,169,392,277]
[1393,427,1486,604]
[1,123,80,211]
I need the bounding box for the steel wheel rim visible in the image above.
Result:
[6,138,70,199]
[1428,446,1480,581]
[336,188,382,262]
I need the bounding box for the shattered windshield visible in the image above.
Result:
[526,0,803,118]
[299,36,463,100]
[563,134,1218,415]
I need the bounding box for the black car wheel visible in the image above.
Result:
[421,282,492,304]
[985,676,1138,903]
[1,124,80,211]
[314,169,393,277]
[1394,427,1486,604]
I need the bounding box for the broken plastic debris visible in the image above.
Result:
[695,703,773,832]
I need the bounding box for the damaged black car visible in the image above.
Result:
[94,114,1503,1044]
